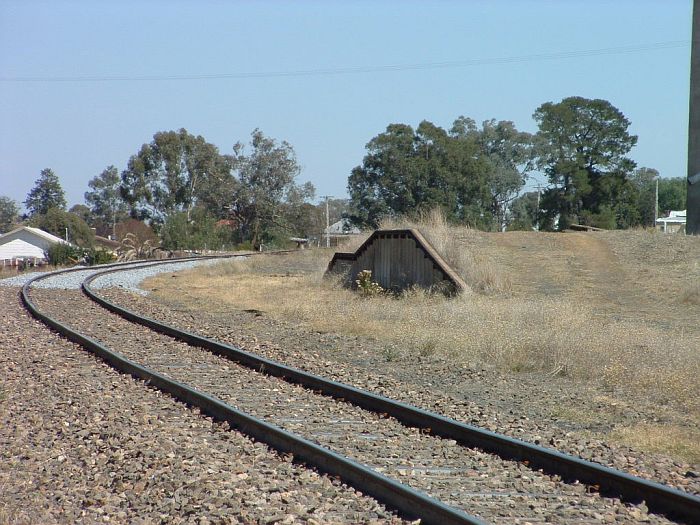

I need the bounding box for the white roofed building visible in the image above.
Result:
[0,226,70,266]
[656,210,686,234]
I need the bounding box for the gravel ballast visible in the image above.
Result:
[6,259,699,524]
[0,287,408,525]
[0,259,229,292]
[23,279,689,523]
[97,285,700,497]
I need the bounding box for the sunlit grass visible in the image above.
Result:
[148,250,700,412]
[144,225,700,462]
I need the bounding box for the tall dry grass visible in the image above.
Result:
[154,246,700,412]
[378,209,512,294]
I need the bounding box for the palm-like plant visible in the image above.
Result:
[117,232,159,261]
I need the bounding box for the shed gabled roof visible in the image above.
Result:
[327,228,468,294]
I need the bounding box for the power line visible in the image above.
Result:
[0,40,688,83]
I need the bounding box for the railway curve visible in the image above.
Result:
[20,257,700,524]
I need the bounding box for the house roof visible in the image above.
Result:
[94,235,121,249]
[656,210,687,224]
[0,226,69,245]
[324,219,361,235]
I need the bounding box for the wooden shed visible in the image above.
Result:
[326,228,468,295]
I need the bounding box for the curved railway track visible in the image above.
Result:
[20,257,700,525]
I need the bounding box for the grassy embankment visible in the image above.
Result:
[145,214,700,462]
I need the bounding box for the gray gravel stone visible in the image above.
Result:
[0,287,407,524]
[0,258,230,292]
[28,286,685,524]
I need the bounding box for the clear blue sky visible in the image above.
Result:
[0,0,692,210]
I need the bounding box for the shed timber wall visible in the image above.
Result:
[326,229,468,294]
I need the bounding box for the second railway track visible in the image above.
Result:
[21,258,700,524]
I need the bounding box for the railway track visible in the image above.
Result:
[20,257,700,525]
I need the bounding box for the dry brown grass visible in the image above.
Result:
[613,423,700,465]
[681,284,700,305]
[146,224,700,460]
[149,250,699,407]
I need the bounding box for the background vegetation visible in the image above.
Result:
[0,95,690,255]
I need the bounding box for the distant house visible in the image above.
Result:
[94,235,121,254]
[0,226,70,266]
[656,210,686,234]
[322,219,362,247]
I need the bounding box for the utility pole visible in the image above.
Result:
[654,176,659,228]
[535,184,542,231]
[321,195,332,248]
[687,0,700,234]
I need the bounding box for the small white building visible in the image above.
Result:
[0,226,70,266]
[656,210,686,234]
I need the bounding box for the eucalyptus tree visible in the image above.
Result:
[450,117,533,229]
[85,165,130,236]
[347,118,531,229]
[228,129,307,246]
[120,129,233,225]
[658,177,687,215]
[0,196,19,233]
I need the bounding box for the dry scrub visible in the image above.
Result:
[378,210,512,294]
[613,424,700,465]
[144,225,700,461]
[148,236,700,415]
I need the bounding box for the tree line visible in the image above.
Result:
[0,96,688,250]
[1,129,327,251]
[347,96,686,231]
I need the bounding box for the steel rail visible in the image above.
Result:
[81,260,700,524]
[21,263,486,525]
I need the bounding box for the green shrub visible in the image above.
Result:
[46,243,82,266]
[84,248,116,265]
[236,241,255,251]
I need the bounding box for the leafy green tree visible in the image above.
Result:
[450,117,533,229]
[24,168,66,217]
[85,166,130,237]
[348,121,489,227]
[0,196,19,233]
[32,208,95,247]
[348,118,530,229]
[69,204,92,225]
[280,181,318,239]
[347,123,418,226]
[658,177,687,215]
[160,208,228,251]
[533,97,637,229]
[507,191,539,230]
[627,167,658,227]
[120,129,233,224]
[228,129,307,246]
